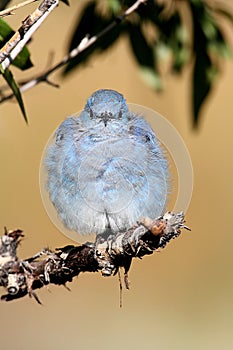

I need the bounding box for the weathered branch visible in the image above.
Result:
[0,0,59,70]
[0,211,190,303]
[0,0,147,103]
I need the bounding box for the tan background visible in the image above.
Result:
[0,1,233,349]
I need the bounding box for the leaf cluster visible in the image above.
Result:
[0,18,33,122]
[64,0,233,127]
[0,0,232,127]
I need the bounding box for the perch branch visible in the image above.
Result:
[0,0,147,103]
[0,0,59,70]
[0,0,39,18]
[0,211,190,303]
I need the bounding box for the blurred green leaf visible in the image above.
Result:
[63,1,121,75]
[0,65,27,123]
[0,0,231,128]
[0,18,13,38]
[157,11,189,73]
[63,0,233,128]
[135,0,164,25]
[190,1,214,127]
[12,46,33,70]
[155,41,171,60]
[172,46,190,72]
[60,0,70,5]
[140,66,163,91]
[128,22,162,91]
[0,19,33,70]
[206,65,218,83]
[0,0,11,11]
[200,10,218,40]
[189,0,232,126]
[107,0,121,14]
[128,22,154,67]
[208,27,232,59]
[192,52,212,127]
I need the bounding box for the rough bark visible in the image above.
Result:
[0,211,190,303]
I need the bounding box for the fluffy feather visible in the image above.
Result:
[45,89,169,236]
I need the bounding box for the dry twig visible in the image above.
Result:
[0,0,39,18]
[0,0,147,103]
[0,0,59,70]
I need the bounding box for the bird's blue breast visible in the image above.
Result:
[45,100,169,236]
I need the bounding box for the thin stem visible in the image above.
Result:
[0,0,147,103]
[0,0,39,17]
[0,0,59,70]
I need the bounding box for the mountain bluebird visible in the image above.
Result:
[45,89,169,237]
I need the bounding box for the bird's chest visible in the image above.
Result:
[75,132,150,197]
[78,135,131,179]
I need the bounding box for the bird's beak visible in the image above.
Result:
[102,113,109,127]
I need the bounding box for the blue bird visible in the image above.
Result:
[45,89,169,238]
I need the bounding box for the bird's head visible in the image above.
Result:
[84,89,129,127]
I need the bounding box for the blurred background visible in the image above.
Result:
[0,1,233,349]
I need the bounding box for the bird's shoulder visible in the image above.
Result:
[54,116,90,145]
[127,113,158,146]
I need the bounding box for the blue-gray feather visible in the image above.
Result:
[45,89,169,236]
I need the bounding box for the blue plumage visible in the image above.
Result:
[45,89,169,236]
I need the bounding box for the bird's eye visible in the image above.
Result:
[55,132,63,145]
[145,134,152,143]
[90,109,94,119]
